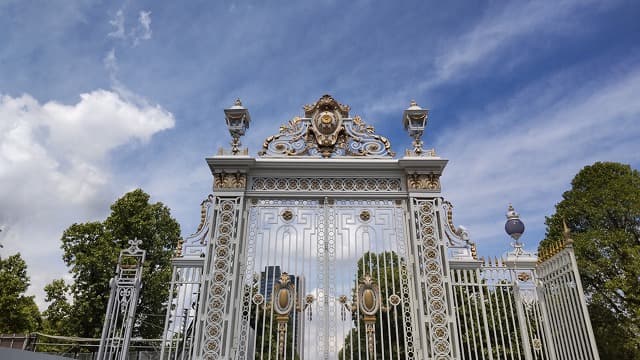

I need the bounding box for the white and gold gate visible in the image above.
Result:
[234,198,417,360]
[158,95,600,360]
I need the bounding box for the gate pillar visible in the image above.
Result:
[401,158,458,360]
[195,157,254,360]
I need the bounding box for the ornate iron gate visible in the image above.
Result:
[156,94,600,360]
[236,198,417,360]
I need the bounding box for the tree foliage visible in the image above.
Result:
[42,279,72,334]
[0,253,41,333]
[541,162,640,359]
[39,279,73,352]
[49,189,180,339]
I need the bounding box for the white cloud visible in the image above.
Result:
[107,10,125,39]
[104,48,118,76]
[107,8,153,46]
[434,2,574,82]
[0,90,174,308]
[366,0,610,114]
[137,10,152,42]
[107,7,153,47]
[437,66,640,255]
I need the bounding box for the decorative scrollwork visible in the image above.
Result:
[259,94,395,158]
[358,274,381,317]
[407,173,441,191]
[441,201,478,261]
[125,238,143,254]
[518,272,532,282]
[177,195,214,257]
[413,199,453,358]
[213,171,247,190]
[272,272,296,316]
[250,176,402,192]
[201,197,240,359]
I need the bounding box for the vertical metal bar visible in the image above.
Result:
[455,271,470,360]
[160,267,177,360]
[476,267,494,360]
[545,276,566,360]
[322,197,331,360]
[535,276,558,360]
[463,270,480,360]
[552,268,580,359]
[506,282,523,360]
[457,271,471,359]
[485,268,504,360]
[97,278,116,360]
[512,284,533,360]
[496,276,514,359]
[560,263,589,360]
[567,249,599,360]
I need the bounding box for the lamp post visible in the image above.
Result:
[402,100,429,155]
[224,99,251,155]
[505,204,526,255]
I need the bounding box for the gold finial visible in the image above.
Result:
[410,99,417,107]
[234,98,242,106]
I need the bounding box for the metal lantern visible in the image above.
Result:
[403,100,429,154]
[505,204,525,241]
[224,98,251,154]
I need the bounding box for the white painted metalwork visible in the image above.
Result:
[154,94,600,360]
[98,239,146,360]
[249,177,403,193]
[161,195,210,360]
[536,241,600,360]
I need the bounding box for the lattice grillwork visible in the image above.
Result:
[97,240,146,360]
[411,198,453,359]
[450,262,551,360]
[536,247,599,360]
[160,264,203,360]
[235,199,417,360]
[200,196,242,360]
[250,177,403,193]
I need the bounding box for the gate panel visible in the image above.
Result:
[331,200,417,360]
[236,199,418,360]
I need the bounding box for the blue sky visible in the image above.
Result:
[1,0,639,308]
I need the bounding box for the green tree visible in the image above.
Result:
[52,189,180,339]
[540,162,640,359]
[38,279,73,352]
[59,221,116,338]
[104,189,180,338]
[41,279,72,335]
[0,253,41,333]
